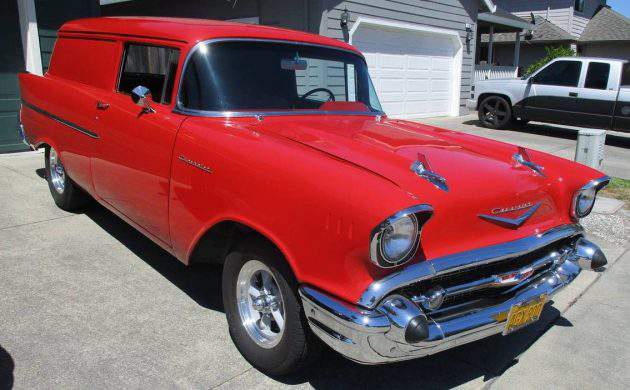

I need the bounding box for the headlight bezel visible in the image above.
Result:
[369,205,433,268]
[571,176,610,219]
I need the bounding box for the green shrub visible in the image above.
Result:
[524,46,576,76]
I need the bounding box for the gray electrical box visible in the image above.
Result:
[575,129,606,169]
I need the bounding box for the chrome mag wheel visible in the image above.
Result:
[48,147,66,194]
[236,259,285,348]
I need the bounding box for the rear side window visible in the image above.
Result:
[584,62,610,90]
[118,44,180,104]
[48,38,119,89]
[532,60,582,87]
[621,64,630,87]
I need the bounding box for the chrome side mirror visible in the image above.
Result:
[131,85,155,113]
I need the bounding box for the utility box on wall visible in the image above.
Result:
[575,129,606,169]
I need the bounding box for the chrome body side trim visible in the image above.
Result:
[21,100,99,139]
[358,224,583,309]
[571,175,611,219]
[300,233,603,364]
[173,38,386,119]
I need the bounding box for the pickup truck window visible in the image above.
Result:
[532,60,582,87]
[584,62,610,90]
[178,41,382,113]
[118,44,180,104]
[622,63,630,87]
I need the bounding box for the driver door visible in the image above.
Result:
[90,42,184,245]
[521,60,583,124]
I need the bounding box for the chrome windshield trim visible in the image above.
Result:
[357,224,584,309]
[173,38,386,118]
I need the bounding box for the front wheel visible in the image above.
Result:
[222,242,322,375]
[478,96,512,129]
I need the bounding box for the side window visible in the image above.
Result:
[574,0,584,13]
[584,62,611,90]
[118,44,180,104]
[532,61,582,87]
[622,63,630,87]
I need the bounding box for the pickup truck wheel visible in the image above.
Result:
[44,146,90,211]
[478,96,512,129]
[222,242,322,375]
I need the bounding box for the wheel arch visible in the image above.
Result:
[187,219,298,277]
[477,93,514,110]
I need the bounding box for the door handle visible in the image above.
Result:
[96,101,110,110]
[569,92,578,97]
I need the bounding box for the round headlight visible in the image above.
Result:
[382,214,418,262]
[575,187,597,218]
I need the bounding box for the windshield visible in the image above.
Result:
[178,40,383,114]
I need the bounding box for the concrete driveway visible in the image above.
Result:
[417,115,630,180]
[1,151,629,390]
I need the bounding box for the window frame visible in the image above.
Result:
[531,60,583,87]
[174,38,385,117]
[584,61,611,90]
[116,42,181,106]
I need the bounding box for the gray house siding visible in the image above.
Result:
[318,0,478,115]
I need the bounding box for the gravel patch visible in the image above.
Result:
[581,209,630,247]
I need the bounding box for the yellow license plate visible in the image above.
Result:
[503,295,547,335]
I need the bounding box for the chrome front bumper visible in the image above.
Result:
[299,225,605,364]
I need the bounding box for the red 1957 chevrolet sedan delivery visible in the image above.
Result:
[18,17,610,375]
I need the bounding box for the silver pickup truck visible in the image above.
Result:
[467,57,630,131]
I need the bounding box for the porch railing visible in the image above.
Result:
[474,65,519,82]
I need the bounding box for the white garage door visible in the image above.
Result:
[351,21,461,119]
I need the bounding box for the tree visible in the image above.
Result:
[524,46,577,76]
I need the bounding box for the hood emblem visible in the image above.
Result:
[479,202,541,229]
[513,147,544,176]
[492,267,535,287]
[410,153,448,192]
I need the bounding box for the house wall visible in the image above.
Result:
[491,43,568,74]
[318,0,479,115]
[495,0,605,37]
[581,42,630,61]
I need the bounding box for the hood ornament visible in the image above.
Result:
[410,153,448,192]
[479,202,541,229]
[513,146,544,176]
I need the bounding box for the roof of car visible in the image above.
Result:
[60,17,361,53]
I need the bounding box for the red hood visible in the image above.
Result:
[253,115,591,257]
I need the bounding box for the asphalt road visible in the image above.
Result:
[417,115,630,180]
[1,150,629,389]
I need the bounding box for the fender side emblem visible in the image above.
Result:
[178,155,212,174]
[479,202,541,229]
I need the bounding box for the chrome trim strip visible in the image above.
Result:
[21,100,99,139]
[571,175,611,219]
[173,38,386,119]
[358,224,584,309]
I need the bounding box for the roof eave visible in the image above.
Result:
[478,13,537,31]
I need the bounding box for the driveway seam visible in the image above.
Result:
[210,367,253,389]
[0,214,78,232]
[0,163,45,183]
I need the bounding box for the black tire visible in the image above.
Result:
[44,146,90,211]
[222,240,322,375]
[478,95,513,129]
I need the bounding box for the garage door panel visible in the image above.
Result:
[352,23,457,118]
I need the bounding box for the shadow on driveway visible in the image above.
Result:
[0,345,14,390]
[463,120,630,149]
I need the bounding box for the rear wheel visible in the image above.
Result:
[222,241,321,375]
[478,96,512,129]
[44,146,90,211]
